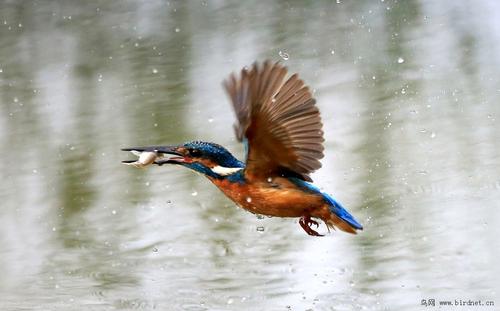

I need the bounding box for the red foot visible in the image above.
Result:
[299,215,324,236]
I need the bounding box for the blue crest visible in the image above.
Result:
[183,141,244,168]
[180,141,244,179]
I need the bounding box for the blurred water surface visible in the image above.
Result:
[1,1,499,310]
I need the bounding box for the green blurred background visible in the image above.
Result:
[0,1,499,310]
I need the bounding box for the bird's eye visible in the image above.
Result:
[188,149,202,157]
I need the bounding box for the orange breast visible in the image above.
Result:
[210,177,325,218]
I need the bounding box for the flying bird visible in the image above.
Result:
[122,61,363,236]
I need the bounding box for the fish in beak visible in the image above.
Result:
[121,145,188,168]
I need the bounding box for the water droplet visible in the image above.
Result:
[13,97,18,103]
[278,50,289,60]
[145,182,150,186]
[246,197,252,203]
[97,74,103,82]
[208,118,214,123]
[152,247,158,252]
[372,75,376,80]
[154,123,158,127]
[401,88,406,94]
[32,169,38,174]
[257,226,265,232]
[227,298,234,305]
[0,68,3,73]
[267,177,273,183]
[397,57,405,64]
[134,42,139,47]
[191,191,198,196]
[52,227,57,232]
[111,210,117,215]
[175,27,180,33]
[430,132,436,138]
[330,49,335,54]
[152,68,158,74]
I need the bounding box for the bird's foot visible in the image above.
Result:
[299,216,324,236]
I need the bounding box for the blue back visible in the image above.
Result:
[289,177,363,230]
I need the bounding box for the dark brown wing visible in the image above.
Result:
[223,61,324,181]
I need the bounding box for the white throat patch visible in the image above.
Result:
[211,165,243,176]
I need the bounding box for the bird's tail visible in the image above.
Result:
[322,194,363,234]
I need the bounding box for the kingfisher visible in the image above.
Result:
[122,61,363,236]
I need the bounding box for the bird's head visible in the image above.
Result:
[122,141,244,178]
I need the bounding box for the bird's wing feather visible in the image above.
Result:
[223,61,324,181]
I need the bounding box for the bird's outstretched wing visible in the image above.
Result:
[223,61,324,181]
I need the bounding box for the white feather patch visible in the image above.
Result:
[211,165,243,176]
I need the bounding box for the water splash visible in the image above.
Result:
[279,50,289,60]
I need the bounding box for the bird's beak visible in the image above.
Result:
[121,145,188,168]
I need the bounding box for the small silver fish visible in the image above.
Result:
[123,151,158,168]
